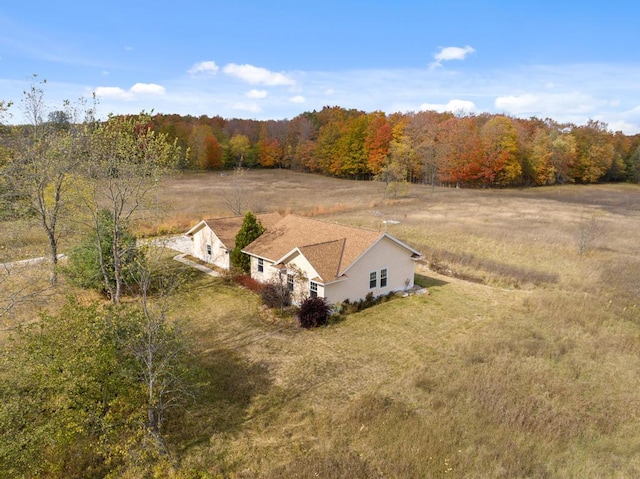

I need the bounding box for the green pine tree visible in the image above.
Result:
[230,211,265,272]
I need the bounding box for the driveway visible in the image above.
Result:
[145,235,221,277]
[145,235,192,254]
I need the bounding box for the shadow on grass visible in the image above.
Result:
[414,273,448,289]
[170,346,272,449]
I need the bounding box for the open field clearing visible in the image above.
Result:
[2,170,640,477]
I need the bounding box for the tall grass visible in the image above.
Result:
[3,171,640,477]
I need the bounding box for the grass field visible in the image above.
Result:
[2,170,640,477]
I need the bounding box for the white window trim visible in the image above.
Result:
[257,257,264,272]
[380,267,388,288]
[309,281,318,297]
[369,270,377,289]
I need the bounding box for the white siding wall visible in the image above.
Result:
[324,237,415,304]
[282,253,321,304]
[191,228,230,270]
[248,237,415,306]
[250,256,277,282]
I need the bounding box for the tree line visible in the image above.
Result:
[151,106,640,187]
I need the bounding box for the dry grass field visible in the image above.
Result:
[2,170,640,477]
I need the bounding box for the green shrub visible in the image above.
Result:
[65,209,141,296]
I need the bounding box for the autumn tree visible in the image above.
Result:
[230,211,265,272]
[315,120,344,175]
[80,113,181,303]
[570,120,615,183]
[627,144,640,183]
[227,133,251,167]
[339,114,371,178]
[407,110,449,189]
[375,135,411,199]
[294,138,318,172]
[525,128,554,185]
[258,137,282,168]
[287,114,318,170]
[550,132,577,183]
[5,79,91,284]
[364,112,392,175]
[189,123,222,169]
[438,116,483,186]
[478,115,522,186]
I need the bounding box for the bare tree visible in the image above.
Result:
[375,137,410,199]
[222,166,252,215]
[125,246,195,454]
[576,213,604,256]
[407,111,446,191]
[5,79,91,284]
[80,113,182,302]
[0,261,49,320]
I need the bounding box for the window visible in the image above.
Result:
[380,268,388,288]
[369,271,377,289]
[287,273,295,292]
[206,244,212,255]
[257,258,264,272]
[309,281,318,298]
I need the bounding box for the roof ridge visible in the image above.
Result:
[335,238,347,277]
[205,211,280,222]
[299,237,346,248]
[285,214,381,234]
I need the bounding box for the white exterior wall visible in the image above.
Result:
[250,256,278,283]
[324,237,415,304]
[282,253,322,304]
[191,228,231,270]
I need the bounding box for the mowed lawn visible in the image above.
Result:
[2,170,640,477]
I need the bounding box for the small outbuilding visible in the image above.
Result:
[185,212,282,270]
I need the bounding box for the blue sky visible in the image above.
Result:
[1,1,639,133]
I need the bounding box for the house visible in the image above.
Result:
[185,212,282,270]
[242,214,421,304]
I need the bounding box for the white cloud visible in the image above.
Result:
[430,45,475,70]
[494,93,538,112]
[70,61,640,133]
[630,104,640,114]
[289,95,305,103]
[434,45,476,62]
[232,102,262,113]
[607,104,640,134]
[130,83,166,95]
[608,120,640,134]
[223,63,295,86]
[245,89,268,99]
[495,92,597,116]
[94,86,133,100]
[188,60,219,75]
[420,99,476,114]
[94,83,166,101]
